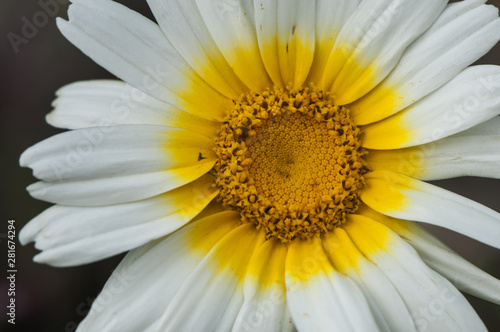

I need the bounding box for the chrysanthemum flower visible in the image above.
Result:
[20,0,500,330]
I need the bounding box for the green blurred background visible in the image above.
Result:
[1,0,500,331]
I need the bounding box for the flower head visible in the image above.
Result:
[21,0,500,331]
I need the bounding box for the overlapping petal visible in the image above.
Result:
[365,124,500,180]
[147,0,249,99]
[323,228,417,331]
[77,210,241,331]
[359,205,500,305]
[21,125,216,206]
[351,1,500,125]
[306,0,360,85]
[59,0,231,121]
[285,237,380,331]
[343,215,487,331]
[153,223,265,330]
[361,171,500,249]
[362,66,500,149]
[195,0,273,91]
[47,80,220,138]
[323,0,447,104]
[233,239,294,332]
[274,0,316,89]
[19,175,218,266]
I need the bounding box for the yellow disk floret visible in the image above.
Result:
[214,85,368,242]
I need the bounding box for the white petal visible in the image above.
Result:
[425,0,487,33]
[20,175,217,266]
[59,0,230,121]
[410,233,500,306]
[21,125,215,206]
[285,237,380,332]
[362,208,500,306]
[195,0,273,92]
[323,0,447,104]
[306,0,361,85]
[77,211,240,331]
[366,132,500,180]
[324,229,417,332]
[343,215,486,332]
[254,0,282,88]
[452,115,500,137]
[351,2,500,125]
[153,223,265,331]
[360,171,500,249]
[233,239,294,332]
[47,80,220,138]
[362,65,500,149]
[254,0,316,89]
[276,0,316,89]
[147,0,248,99]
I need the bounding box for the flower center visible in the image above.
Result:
[214,85,368,242]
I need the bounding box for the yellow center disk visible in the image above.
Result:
[214,85,368,242]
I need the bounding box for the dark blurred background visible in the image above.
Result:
[1,0,500,331]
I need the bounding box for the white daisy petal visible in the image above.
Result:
[406,230,500,306]
[361,171,500,249]
[154,223,265,331]
[195,0,273,92]
[366,132,500,180]
[254,0,282,88]
[452,114,500,136]
[233,239,294,332]
[147,0,248,99]
[364,117,500,180]
[254,0,316,89]
[343,215,486,332]
[58,0,231,121]
[275,0,316,89]
[324,229,417,332]
[19,175,217,267]
[77,211,240,331]
[426,0,488,33]
[21,125,215,206]
[47,80,220,138]
[351,2,500,125]
[323,0,447,104]
[362,65,500,149]
[285,237,380,332]
[306,0,361,85]
[360,206,500,305]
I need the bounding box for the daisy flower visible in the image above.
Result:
[20,0,500,331]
